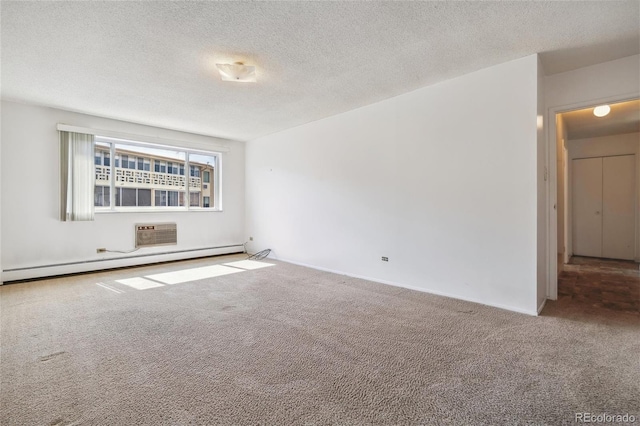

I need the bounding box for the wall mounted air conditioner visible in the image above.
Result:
[135,223,177,248]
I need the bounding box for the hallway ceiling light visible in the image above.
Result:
[593,105,611,117]
[216,62,256,83]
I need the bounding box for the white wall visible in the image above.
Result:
[545,55,640,109]
[536,57,548,312]
[568,132,640,159]
[1,101,245,281]
[246,55,541,315]
[0,101,3,284]
[567,132,640,261]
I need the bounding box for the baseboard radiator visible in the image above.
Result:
[136,223,177,248]
[1,244,244,283]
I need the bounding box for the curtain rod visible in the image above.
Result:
[56,124,231,153]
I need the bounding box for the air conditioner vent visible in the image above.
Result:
[135,223,177,248]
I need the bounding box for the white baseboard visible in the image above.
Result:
[277,257,539,316]
[1,245,244,283]
[537,298,547,315]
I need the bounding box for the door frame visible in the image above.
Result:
[546,92,639,300]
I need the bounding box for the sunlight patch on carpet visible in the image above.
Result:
[224,260,275,270]
[116,277,165,290]
[146,264,243,285]
[96,282,123,294]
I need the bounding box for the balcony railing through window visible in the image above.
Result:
[96,165,201,190]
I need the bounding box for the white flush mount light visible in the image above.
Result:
[216,62,256,83]
[593,105,611,117]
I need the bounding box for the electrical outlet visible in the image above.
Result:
[97,248,107,253]
[249,237,253,241]
[381,256,389,262]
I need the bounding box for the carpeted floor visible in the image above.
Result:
[1,254,638,425]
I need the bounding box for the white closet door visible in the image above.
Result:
[602,155,635,260]
[573,157,603,257]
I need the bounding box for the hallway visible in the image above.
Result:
[558,256,640,314]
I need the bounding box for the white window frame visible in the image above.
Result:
[94,136,222,213]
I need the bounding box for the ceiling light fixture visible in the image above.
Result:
[593,105,611,117]
[216,62,256,83]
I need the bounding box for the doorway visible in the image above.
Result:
[551,99,640,310]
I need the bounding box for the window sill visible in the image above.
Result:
[95,208,223,214]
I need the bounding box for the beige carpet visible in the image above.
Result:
[1,254,638,425]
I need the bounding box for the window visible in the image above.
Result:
[94,149,110,166]
[120,154,137,170]
[190,192,200,207]
[94,186,110,207]
[189,153,216,209]
[154,190,184,207]
[138,189,151,206]
[94,137,220,211]
[117,188,152,207]
[155,160,167,173]
[121,188,137,206]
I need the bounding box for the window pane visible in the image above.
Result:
[138,189,151,206]
[115,188,121,207]
[155,190,166,207]
[137,157,144,170]
[168,191,179,206]
[94,186,110,207]
[189,153,216,209]
[104,153,110,167]
[94,142,112,207]
[122,188,136,206]
[190,192,200,207]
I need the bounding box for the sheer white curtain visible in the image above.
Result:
[60,131,95,221]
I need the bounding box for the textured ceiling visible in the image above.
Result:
[562,100,640,140]
[2,1,639,141]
